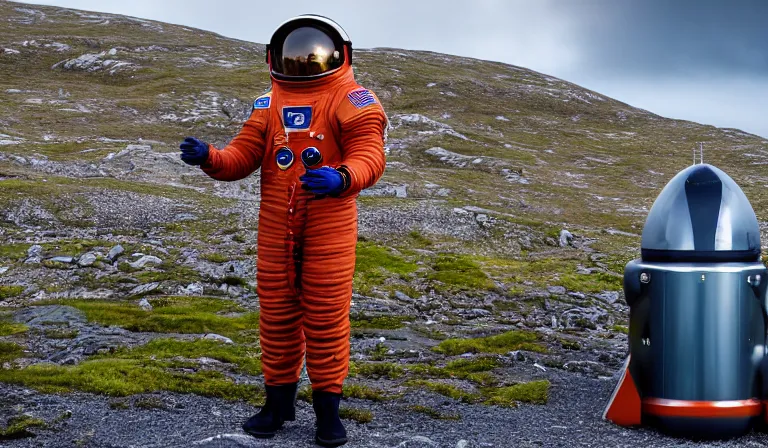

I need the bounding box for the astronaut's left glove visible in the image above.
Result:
[300,166,350,196]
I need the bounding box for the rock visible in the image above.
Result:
[179,283,204,296]
[107,244,124,261]
[129,282,160,296]
[27,244,43,257]
[138,298,153,311]
[461,308,491,319]
[475,214,489,224]
[78,252,97,267]
[202,334,234,344]
[597,291,620,304]
[394,291,414,303]
[129,255,163,269]
[24,256,41,264]
[49,256,74,264]
[397,436,439,447]
[547,285,566,295]
[456,441,469,448]
[559,229,573,247]
[0,267,8,275]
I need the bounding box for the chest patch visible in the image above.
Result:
[347,88,377,108]
[282,106,312,131]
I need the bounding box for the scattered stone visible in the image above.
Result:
[0,267,8,275]
[547,286,566,295]
[202,334,234,344]
[28,245,43,257]
[77,252,97,267]
[49,256,74,264]
[107,245,124,261]
[475,214,489,225]
[394,291,414,303]
[129,255,163,269]
[397,435,439,447]
[534,363,547,372]
[138,298,153,312]
[596,291,620,304]
[129,282,160,296]
[559,229,573,247]
[179,283,204,296]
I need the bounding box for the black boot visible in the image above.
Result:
[242,383,298,438]
[312,391,347,447]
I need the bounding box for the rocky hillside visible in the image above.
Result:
[2,1,768,447]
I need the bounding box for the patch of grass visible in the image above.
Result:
[428,254,494,291]
[0,286,24,300]
[0,415,47,440]
[559,339,581,350]
[483,380,550,407]
[354,242,418,296]
[409,357,501,387]
[408,405,460,420]
[134,396,167,410]
[433,330,546,355]
[557,272,622,293]
[0,342,24,363]
[201,252,229,263]
[407,230,433,248]
[109,398,130,410]
[43,328,79,339]
[350,314,407,330]
[103,338,262,375]
[0,320,28,337]
[610,324,628,334]
[0,244,28,261]
[406,380,478,403]
[0,359,263,403]
[349,362,405,380]
[339,406,373,424]
[49,297,258,342]
[343,384,389,401]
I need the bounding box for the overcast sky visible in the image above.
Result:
[20,0,768,138]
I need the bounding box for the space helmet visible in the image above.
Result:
[266,15,352,81]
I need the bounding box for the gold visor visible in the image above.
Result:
[272,27,343,77]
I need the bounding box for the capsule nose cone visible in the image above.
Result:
[640,164,760,262]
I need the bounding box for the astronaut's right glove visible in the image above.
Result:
[300,166,349,196]
[179,137,210,166]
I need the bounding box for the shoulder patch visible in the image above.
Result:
[347,88,377,109]
[253,94,271,110]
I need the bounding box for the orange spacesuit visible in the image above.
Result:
[193,15,386,447]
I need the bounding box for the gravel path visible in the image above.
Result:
[4,370,768,448]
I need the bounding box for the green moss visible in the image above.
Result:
[49,297,258,342]
[0,342,24,363]
[428,254,494,291]
[343,384,389,401]
[103,338,262,375]
[559,339,581,350]
[483,380,550,407]
[43,328,79,339]
[0,244,28,261]
[134,396,167,410]
[0,415,47,440]
[339,407,373,424]
[433,330,546,355]
[0,286,24,300]
[407,230,433,248]
[354,242,418,295]
[350,314,407,330]
[201,252,229,263]
[349,362,405,379]
[408,405,460,420]
[610,324,628,334]
[0,320,28,337]
[0,359,263,403]
[557,272,622,293]
[406,380,478,403]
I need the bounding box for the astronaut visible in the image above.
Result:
[178,15,387,447]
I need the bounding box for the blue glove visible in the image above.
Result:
[300,167,344,196]
[179,137,209,166]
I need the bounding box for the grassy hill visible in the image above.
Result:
[1,1,768,445]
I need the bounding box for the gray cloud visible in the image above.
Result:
[17,0,768,137]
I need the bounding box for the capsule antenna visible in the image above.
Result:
[700,142,704,164]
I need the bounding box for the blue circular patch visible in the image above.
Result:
[276,147,294,170]
[301,146,323,167]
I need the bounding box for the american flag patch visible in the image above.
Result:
[347,88,377,108]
